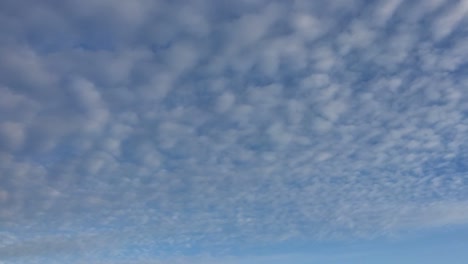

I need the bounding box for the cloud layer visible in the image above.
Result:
[1,0,468,263]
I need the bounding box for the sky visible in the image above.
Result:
[0,0,468,263]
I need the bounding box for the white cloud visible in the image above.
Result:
[374,0,403,25]
[138,72,175,102]
[0,122,25,151]
[216,92,236,113]
[70,77,109,133]
[292,13,324,41]
[432,0,468,40]
[0,46,56,89]
[321,99,347,122]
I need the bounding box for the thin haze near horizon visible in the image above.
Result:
[1,0,468,263]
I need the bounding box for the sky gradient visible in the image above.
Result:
[1,0,468,263]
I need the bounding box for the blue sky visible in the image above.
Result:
[1,0,468,263]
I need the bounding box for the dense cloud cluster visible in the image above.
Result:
[1,0,468,263]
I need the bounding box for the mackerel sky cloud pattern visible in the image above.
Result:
[1,0,468,263]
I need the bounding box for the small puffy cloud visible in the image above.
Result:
[432,0,468,40]
[216,92,236,113]
[0,122,25,151]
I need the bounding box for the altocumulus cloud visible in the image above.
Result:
[1,0,468,263]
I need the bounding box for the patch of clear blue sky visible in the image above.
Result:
[225,225,468,264]
[84,225,467,264]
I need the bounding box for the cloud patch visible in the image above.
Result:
[1,0,468,263]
